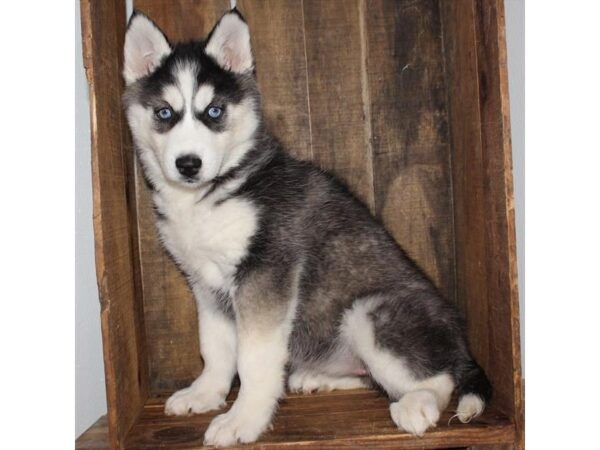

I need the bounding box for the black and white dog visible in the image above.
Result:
[123,9,492,447]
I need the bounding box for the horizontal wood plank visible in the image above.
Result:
[78,390,514,449]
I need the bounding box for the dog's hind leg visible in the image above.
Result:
[341,296,456,436]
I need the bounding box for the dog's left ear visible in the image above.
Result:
[205,9,253,74]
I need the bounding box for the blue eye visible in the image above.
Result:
[156,107,172,120]
[207,106,223,119]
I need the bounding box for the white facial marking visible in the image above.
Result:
[162,85,184,112]
[194,84,215,112]
[176,63,197,115]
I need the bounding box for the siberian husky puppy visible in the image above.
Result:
[123,9,492,447]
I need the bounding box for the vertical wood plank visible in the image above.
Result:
[236,0,313,161]
[302,0,375,209]
[441,1,523,448]
[440,0,490,367]
[81,0,147,447]
[132,0,230,392]
[474,1,523,448]
[366,0,455,301]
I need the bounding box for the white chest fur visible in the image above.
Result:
[153,185,258,291]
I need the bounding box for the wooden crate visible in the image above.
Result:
[78,0,523,448]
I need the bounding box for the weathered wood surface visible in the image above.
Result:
[76,390,515,450]
[80,0,148,447]
[302,0,375,210]
[77,416,110,450]
[366,0,455,300]
[440,0,523,449]
[237,0,313,161]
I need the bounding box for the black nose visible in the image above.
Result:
[175,155,202,178]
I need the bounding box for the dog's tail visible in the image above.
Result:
[455,360,493,423]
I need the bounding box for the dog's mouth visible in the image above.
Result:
[182,176,199,184]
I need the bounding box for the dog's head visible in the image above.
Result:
[123,10,260,189]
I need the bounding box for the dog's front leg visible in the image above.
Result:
[204,276,294,447]
[165,285,237,416]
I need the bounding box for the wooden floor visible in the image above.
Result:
[77,389,515,449]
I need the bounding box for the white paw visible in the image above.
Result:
[164,385,226,416]
[390,390,441,437]
[456,393,484,423]
[203,405,271,447]
[289,371,367,393]
[288,371,321,393]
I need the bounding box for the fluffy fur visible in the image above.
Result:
[123,9,492,447]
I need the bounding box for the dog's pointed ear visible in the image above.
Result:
[205,9,253,74]
[123,12,171,85]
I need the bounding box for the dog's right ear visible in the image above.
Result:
[123,12,171,85]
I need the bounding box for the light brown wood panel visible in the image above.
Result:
[366,0,455,301]
[81,0,148,447]
[302,0,375,209]
[236,0,312,161]
[132,0,230,392]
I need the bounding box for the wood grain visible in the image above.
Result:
[366,0,455,301]
[132,0,230,393]
[473,2,523,448]
[77,416,110,450]
[236,0,312,161]
[440,0,523,448]
[76,390,515,450]
[302,0,374,209]
[81,0,148,447]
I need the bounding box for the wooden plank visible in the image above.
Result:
[439,0,490,369]
[440,0,523,448]
[302,0,374,209]
[132,0,230,41]
[236,0,312,161]
[473,1,523,448]
[122,390,514,449]
[132,0,230,393]
[80,0,148,448]
[365,0,455,301]
[469,444,513,450]
[77,416,110,450]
